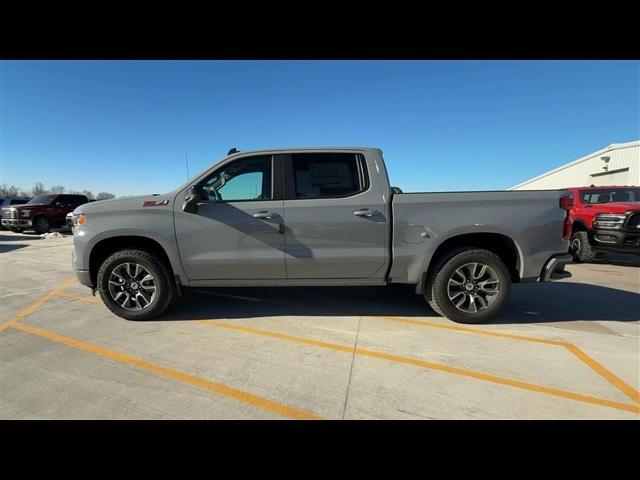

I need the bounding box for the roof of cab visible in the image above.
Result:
[224,146,381,159]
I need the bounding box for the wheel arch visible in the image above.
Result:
[88,235,175,287]
[420,232,522,293]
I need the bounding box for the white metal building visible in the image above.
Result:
[510,140,640,190]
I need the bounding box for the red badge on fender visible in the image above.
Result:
[143,200,169,207]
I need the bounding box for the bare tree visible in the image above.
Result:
[49,185,66,193]
[96,192,116,200]
[32,182,47,196]
[0,184,20,197]
[81,190,94,200]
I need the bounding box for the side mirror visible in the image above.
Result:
[183,185,203,213]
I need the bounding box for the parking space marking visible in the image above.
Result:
[9,322,322,420]
[198,320,640,415]
[56,291,102,304]
[0,276,76,333]
[376,316,640,405]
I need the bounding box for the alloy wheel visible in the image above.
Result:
[108,262,157,311]
[447,262,500,313]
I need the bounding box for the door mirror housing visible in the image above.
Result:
[183,185,204,213]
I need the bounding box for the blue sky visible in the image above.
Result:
[1,60,638,196]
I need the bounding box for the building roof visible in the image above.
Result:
[509,140,639,190]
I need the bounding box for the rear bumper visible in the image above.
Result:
[540,253,573,282]
[1,219,32,227]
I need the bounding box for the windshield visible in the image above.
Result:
[580,188,640,204]
[27,195,55,205]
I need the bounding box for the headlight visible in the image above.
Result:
[20,209,31,217]
[73,213,87,227]
[593,213,626,229]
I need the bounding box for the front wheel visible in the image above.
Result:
[569,231,596,263]
[425,248,512,324]
[33,217,51,234]
[97,249,175,321]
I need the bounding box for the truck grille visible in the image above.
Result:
[2,208,17,219]
[625,211,640,229]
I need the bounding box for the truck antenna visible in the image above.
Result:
[185,149,190,181]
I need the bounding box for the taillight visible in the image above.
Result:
[562,216,572,240]
[559,195,573,240]
[559,195,573,210]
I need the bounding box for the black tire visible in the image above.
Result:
[570,231,596,263]
[97,249,175,321]
[33,216,51,234]
[424,248,512,324]
[10,227,24,233]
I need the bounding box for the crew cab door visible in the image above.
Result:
[174,154,286,280]
[282,152,388,279]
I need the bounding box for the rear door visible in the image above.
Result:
[282,152,388,279]
[174,154,286,280]
[53,195,85,225]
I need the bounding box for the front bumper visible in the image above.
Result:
[75,269,94,287]
[1,219,32,227]
[540,253,573,282]
[591,228,640,253]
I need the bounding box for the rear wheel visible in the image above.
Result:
[570,231,596,263]
[33,216,51,234]
[425,248,511,324]
[97,249,175,321]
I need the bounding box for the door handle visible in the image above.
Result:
[353,209,378,217]
[253,211,279,219]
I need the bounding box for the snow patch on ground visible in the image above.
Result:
[40,232,67,239]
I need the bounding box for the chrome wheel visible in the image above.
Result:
[108,262,157,311]
[447,262,500,313]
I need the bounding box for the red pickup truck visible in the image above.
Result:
[566,186,640,262]
[1,194,89,234]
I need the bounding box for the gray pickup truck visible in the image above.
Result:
[71,147,572,323]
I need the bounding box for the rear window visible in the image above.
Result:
[580,188,640,204]
[291,153,368,199]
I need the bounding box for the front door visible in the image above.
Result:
[174,155,286,280]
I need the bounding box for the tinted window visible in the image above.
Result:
[202,156,272,202]
[581,188,640,204]
[292,153,366,199]
[10,199,28,205]
[28,195,55,205]
[66,196,87,208]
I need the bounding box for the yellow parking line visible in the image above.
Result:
[375,316,640,405]
[0,276,77,333]
[9,322,322,420]
[564,343,640,405]
[40,283,640,411]
[377,316,568,346]
[198,320,640,415]
[56,291,102,304]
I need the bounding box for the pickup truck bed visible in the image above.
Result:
[391,190,569,286]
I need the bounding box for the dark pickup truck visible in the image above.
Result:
[2,194,89,234]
